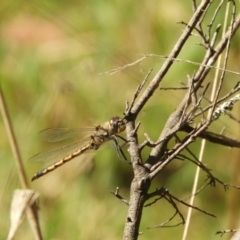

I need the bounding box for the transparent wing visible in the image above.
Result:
[38,127,96,142]
[29,137,92,162]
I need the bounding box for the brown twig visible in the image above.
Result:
[110,187,129,206]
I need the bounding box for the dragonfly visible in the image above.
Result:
[29,116,127,181]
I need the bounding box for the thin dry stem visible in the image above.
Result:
[0,85,42,240]
[182,2,234,239]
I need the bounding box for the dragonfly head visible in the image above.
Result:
[109,116,126,134]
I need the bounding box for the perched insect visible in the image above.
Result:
[29,116,127,181]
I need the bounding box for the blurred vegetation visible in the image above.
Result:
[0,0,240,239]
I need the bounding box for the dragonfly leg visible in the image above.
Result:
[115,134,127,143]
[112,137,131,164]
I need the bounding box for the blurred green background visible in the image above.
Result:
[1,1,240,239]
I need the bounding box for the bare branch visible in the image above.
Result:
[110,187,129,206]
[122,2,240,239]
[216,229,239,237]
[168,191,216,218]
[125,70,152,115]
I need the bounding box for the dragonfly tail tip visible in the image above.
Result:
[31,176,37,181]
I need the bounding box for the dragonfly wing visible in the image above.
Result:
[29,137,92,162]
[38,127,96,142]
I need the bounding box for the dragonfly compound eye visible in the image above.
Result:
[110,116,126,133]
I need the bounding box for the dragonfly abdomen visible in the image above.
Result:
[31,145,90,181]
